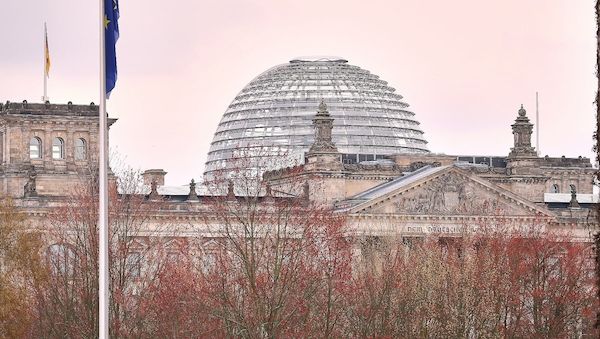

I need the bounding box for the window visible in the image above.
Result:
[569,184,577,193]
[551,184,560,193]
[126,252,141,278]
[52,137,64,159]
[29,137,41,159]
[48,244,76,276]
[342,154,357,164]
[200,252,216,274]
[359,154,374,162]
[75,138,87,160]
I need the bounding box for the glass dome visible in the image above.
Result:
[204,57,429,178]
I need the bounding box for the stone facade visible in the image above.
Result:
[1,100,596,244]
[0,100,116,197]
[264,104,597,241]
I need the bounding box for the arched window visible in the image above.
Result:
[126,252,141,278]
[52,137,64,159]
[75,138,87,160]
[48,244,76,276]
[29,137,41,159]
[551,184,560,193]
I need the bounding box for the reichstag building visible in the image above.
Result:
[0,57,596,241]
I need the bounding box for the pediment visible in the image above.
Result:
[347,166,553,217]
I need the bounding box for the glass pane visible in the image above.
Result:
[52,146,61,159]
[29,138,41,159]
[75,139,86,160]
[52,138,63,159]
[204,58,430,178]
[30,145,39,159]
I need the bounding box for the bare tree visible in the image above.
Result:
[344,226,598,338]
[28,170,167,338]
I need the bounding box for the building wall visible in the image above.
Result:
[0,102,114,197]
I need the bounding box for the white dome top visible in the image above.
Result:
[204,58,429,178]
[290,56,348,63]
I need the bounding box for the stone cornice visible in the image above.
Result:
[348,212,554,223]
[1,115,117,129]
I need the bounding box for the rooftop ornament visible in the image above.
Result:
[317,99,328,116]
[518,104,526,117]
[187,179,199,202]
[569,185,580,208]
[308,99,338,154]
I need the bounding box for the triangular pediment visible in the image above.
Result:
[345,165,554,218]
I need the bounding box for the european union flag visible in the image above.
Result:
[104,0,119,97]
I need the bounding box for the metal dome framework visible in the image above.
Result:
[204,57,429,177]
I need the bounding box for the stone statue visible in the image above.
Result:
[569,185,580,208]
[24,171,38,197]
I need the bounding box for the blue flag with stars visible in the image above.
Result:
[105,0,119,97]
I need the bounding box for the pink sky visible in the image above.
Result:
[0,0,596,185]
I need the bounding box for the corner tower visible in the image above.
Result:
[0,100,116,197]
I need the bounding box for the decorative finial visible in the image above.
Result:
[318,99,328,114]
[308,99,338,155]
[518,104,526,117]
[187,178,199,201]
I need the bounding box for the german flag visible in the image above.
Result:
[44,23,50,78]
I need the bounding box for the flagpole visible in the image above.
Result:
[98,0,109,337]
[43,22,48,102]
[536,91,540,156]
